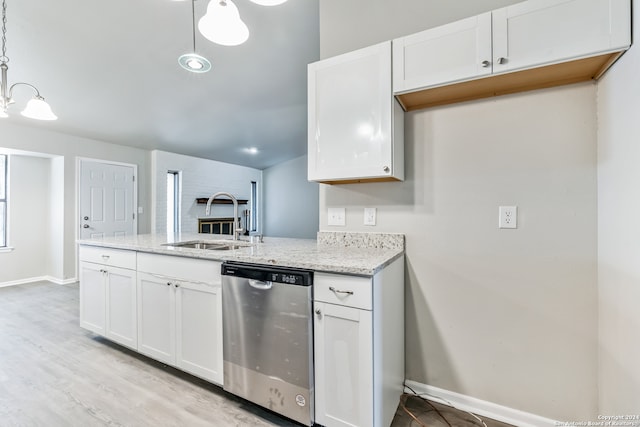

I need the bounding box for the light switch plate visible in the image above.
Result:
[327,208,346,226]
[364,208,376,226]
[499,206,517,229]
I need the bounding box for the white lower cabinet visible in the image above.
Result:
[79,247,137,350]
[313,256,405,427]
[136,253,223,386]
[314,301,373,427]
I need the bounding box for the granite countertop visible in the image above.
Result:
[77,232,404,276]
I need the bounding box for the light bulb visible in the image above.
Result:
[249,0,288,5]
[198,0,249,46]
[21,97,57,121]
[178,53,212,73]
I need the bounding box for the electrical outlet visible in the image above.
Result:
[327,208,346,226]
[499,206,517,229]
[364,208,376,226]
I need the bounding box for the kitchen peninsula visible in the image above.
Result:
[77,231,405,427]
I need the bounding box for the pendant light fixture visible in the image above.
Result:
[0,0,56,120]
[179,0,212,73]
[198,0,249,47]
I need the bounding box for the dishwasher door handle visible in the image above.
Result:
[248,279,273,290]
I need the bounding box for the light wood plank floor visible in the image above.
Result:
[0,281,510,427]
[0,281,299,427]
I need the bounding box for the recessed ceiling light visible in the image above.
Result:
[244,147,259,154]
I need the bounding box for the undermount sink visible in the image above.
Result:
[162,240,252,251]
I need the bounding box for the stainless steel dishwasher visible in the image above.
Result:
[221,262,314,426]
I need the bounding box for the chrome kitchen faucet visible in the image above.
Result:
[205,192,243,240]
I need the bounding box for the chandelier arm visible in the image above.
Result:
[8,82,43,100]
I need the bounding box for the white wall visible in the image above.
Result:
[47,156,65,280]
[596,3,640,412]
[0,121,151,282]
[319,0,599,420]
[0,155,50,283]
[263,155,318,238]
[151,150,262,235]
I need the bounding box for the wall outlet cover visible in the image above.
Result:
[327,207,346,226]
[364,207,376,226]
[499,206,517,229]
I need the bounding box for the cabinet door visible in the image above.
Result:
[393,13,492,93]
[492,0,631,74]
[314,302,373,427]
[137,272,175,365]
[79,261,106,335]
[308,41,398,182]
[175,281,223,385]
[105,266,137,350]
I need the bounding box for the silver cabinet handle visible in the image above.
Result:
[101,255,110,260]
[481,60,490,68]
[329,286,354,296]
[497,57,507,64]
[315,308,322,319]
[167,282,172,286]
[175,283,180,288]
[383,166,390,173]
[83,224,89,228]
[83,216,89,220]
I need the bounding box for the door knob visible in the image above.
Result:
[83,224,89,228]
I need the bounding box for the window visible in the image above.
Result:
[249,181,258,233]
[0,154,7,247]
[167,171,180,233]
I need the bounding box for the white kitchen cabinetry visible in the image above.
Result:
[314,256,404,427]
[393,13,492,93]
[79,246,137,350]
[137,253,223,385]
[491,0,629,74]
[393,0,630,110]
[308,41,404,184]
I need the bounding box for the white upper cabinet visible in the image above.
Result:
[393,13,492,92]
[492,0,631,74]
[393,0,630,109]
[308,41,404,184]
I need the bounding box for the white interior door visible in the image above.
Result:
[80,160,136,239]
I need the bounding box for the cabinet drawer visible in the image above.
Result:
[137,253,221,285]
[314,273,372,310]
[79,246,136,270]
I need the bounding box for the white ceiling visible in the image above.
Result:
[2,0,320,169]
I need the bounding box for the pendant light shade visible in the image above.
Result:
[20,96,57,121]
[178,53,212,73]
[249,0,288,5]
[198,0,249,47]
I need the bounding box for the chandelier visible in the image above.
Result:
[0,0,56,120]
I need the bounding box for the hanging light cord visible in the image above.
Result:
[190,0,196,52]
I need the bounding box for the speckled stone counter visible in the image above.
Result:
[77,231,404,276]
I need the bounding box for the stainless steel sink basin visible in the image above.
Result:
[162,240,252,251]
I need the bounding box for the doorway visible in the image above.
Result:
[78,159,137,239]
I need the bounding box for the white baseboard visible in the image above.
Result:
[0,276,77,288]
[403,380,559,427]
